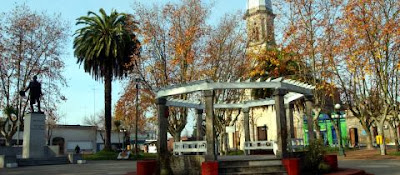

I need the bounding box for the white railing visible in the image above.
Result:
[290,138,305,151]
[173,141,207,155]
[244,141,277,155]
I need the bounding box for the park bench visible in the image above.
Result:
[244,140,277,155]
[173,141,207,155]
[290,138,305,152]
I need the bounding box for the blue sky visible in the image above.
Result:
[0,0,246,126]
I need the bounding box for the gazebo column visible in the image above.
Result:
[204,90,217,161]
[305,95,315,143]
[286,103,295,139]
[274,89,288,158]
[196,109,204,141]
[243,108,250,155]
[156,98,171,174]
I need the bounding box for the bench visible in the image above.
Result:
[173,141,207,155]
[244,141,277,155]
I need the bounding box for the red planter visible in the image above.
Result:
[324,155,338,171]
[202,161,219,175]
[282,158,300,175]
[137,160,157,175]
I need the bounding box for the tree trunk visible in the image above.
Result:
[104,66,112,151]
[219,135,224,155]
[314,120,321,140]
[224,133,229,155]
[173,131,181,142]
[5,136,12,146]
[330,119,341,147]
[314,110,321,140]
[390,124,400,151]
[364,128,374,150]
[377,123,387,155]
[360,121,374,150]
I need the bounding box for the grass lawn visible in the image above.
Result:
[83,150,157,160]
[388,151,400,156]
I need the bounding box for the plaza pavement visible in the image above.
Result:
[0,160,137,175]
[2,149,400,175]
[339,159,400,175]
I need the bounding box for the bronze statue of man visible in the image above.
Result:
[24,75,43,113]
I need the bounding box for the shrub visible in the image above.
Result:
[304,139,327,173]
[83,150,119,160]
[227,150,244,155]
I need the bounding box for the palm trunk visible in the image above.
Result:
[104,66,112,151]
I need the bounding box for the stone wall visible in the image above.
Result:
[170,155,205,175]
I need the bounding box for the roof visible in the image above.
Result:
[248,0,272,11]
[156,78,314,109]
[55,125,96,129]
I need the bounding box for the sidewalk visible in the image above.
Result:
[0,160,137,175]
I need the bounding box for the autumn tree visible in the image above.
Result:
[201,12,249,154]
[0,5,69,146]
[275,0,340,142]
[114,79,153,133]
[129,0,210,142]
[332,0,400,154]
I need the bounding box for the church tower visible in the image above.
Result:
[245,0,276,53]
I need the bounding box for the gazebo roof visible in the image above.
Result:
[156,77,314,109]
[156,77,314,98]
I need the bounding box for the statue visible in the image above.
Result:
[21,75,43,113]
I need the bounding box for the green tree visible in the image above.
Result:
[73,8,140,150]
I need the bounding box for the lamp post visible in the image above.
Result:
[334,103,345,156]
[134,78,141,156]
[120,129,126,150]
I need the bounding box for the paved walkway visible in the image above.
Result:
[0,160,136,175]
[339,159,400,175]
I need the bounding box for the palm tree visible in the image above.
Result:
[73,9,140,151]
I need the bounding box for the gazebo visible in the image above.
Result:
[155,77,315,173]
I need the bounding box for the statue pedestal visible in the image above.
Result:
[22,113,46,158]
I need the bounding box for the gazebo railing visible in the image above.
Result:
[173,141,207,155]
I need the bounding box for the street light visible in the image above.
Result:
[134,78,142,156]
[334,103,345,156]
[120,129,127,150]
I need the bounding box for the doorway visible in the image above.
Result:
[257,126,268,141]
[52,137,65,155]
[349,128,359,147]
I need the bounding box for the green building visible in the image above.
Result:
[303,113,347,146]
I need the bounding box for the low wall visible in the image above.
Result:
[46,145,60,157]
[0,146,22,156]
[170,155,205,175]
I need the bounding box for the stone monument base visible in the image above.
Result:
[22,112,46,159]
